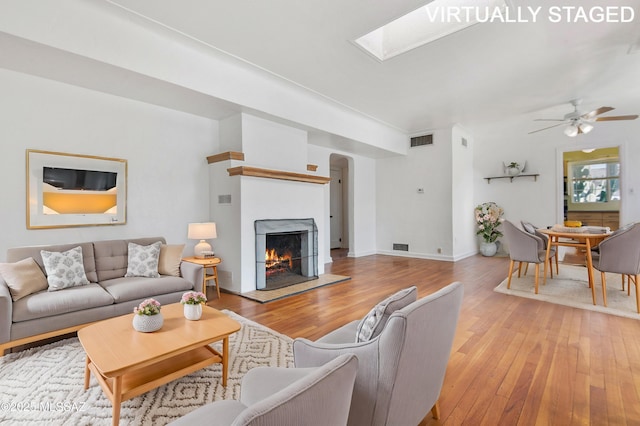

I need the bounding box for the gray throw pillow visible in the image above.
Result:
[125,241,162,278]
[521,221,536,234]
[40,246,90,291]
[356,286,417,342]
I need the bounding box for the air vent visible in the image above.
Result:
[218,194,232,204]
[461,137,468,147]
[393,243,409,251]
[410,134,433,147]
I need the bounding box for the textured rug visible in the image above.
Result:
[494,264,639,320]
[241,274,351,303]
[0,310,293,425]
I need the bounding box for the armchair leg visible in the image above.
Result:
[534,263,540,294]
[601,271,608,307]
[431,401,440,419]
[507,260,516,289]
[634,274,640,314]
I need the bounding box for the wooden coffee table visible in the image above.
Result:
[78,303,240,426]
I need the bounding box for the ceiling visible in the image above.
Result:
[105,0,640,136]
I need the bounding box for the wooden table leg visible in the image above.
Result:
[222,336,229,386]
[585,238,597,305]
[543,236,554,285]
[84,355,91,390]
[112,376,122,426]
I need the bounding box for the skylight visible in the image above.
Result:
[355,0,507,61]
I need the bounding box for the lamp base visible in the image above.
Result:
[194,241,213,259]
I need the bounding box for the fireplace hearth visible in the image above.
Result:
[255,219,318,290]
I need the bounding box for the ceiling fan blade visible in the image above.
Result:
[594,115,639,121]
[533,118,567,122]
[582,106,614,119]
[528,122,566,134]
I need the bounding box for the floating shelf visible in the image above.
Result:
[484,173,539,183]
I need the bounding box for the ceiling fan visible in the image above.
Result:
[529,100,639,137]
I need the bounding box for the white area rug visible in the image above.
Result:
[0,310,293,425]
[494,264,639,320]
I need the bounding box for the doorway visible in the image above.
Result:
[329,154,350,256]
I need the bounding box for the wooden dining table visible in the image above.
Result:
[538,228,611,305]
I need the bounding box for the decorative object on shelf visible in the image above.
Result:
[188,222,217,258]
[503,161,526,176]
[132,298,163,332]
[474,202,504,257]
[181,291,207,320]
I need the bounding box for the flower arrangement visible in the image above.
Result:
[134,298,161,316]
[181,291,207,305]
[474,202,504,243]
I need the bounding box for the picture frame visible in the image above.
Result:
[26,149,127,229]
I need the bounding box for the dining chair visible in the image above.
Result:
[504,220,554,294]
[520,220,559,278]
[591,222,640,312]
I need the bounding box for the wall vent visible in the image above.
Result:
[218,194,232,204]
[461,137,468,147]
[410,134,433,147]
[393,243,409,251]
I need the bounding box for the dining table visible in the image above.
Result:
[538,227,611,305]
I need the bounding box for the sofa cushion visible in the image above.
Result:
[12,284,114,322]
[7,242,98,283]
[41,246,90,291]
[125,242,162,278]
[94,237,166,282]
[356,286,417,342]
[0,257,49,301]
[100,275,194,303]
[158,244,185,277]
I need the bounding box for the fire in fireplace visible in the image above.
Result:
[255,219,318,290]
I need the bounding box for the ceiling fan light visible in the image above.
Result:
[564,124,578,137]
[579,122,594,134]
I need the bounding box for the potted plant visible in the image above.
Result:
[132,298,163,332]
[474,202,504,256]
[181,291,207,320]
[504,161,524,176]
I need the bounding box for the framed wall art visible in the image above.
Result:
[26,149,127,229]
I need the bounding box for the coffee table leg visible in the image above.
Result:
[84,356,91,390]
[222,336,229,386]
[112,376,122,426]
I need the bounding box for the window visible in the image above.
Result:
[569,160,620,204]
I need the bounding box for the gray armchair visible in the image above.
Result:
[520,220,558,277]
[504,220,553,294]
[293,282,464,426]
[170,353,358,426]
[591,222,640,312]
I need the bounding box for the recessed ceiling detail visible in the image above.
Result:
[354,0,507,61]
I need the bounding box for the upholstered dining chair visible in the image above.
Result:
[169,353,358,426]
[293,281,464,426]
[520,220,559,278]
[591,222,640,313]
[504,220,554,294]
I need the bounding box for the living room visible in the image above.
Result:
[1,1,640,424]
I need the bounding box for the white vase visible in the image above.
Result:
[480,242,497,257]
[132,313,163,332]
[507,167,520,176]
[184,303,203,321]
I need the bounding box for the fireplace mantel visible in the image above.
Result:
[227,166,330,184]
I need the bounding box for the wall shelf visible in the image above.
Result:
[484,173,539,183]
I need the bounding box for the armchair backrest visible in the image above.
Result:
[236,353,358,426]
[503,220,544,263]
[372,281,464,426]
[596,223,640,275]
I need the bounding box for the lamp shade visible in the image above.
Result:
[188,222,217,258]
[188,222,217,240]
[564,124,578,137]
[579,122,594,134]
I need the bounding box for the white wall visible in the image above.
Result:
[376,128,454,260]
[473,119,640,243]
[451,125,476,259]
[0,69,218,261]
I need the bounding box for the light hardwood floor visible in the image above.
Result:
[207,254,640,425]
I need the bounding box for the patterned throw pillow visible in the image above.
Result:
[125,241,162,278]
[355,286,418,343]
[40,246,90,291]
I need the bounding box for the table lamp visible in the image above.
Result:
[188,222,217,258]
